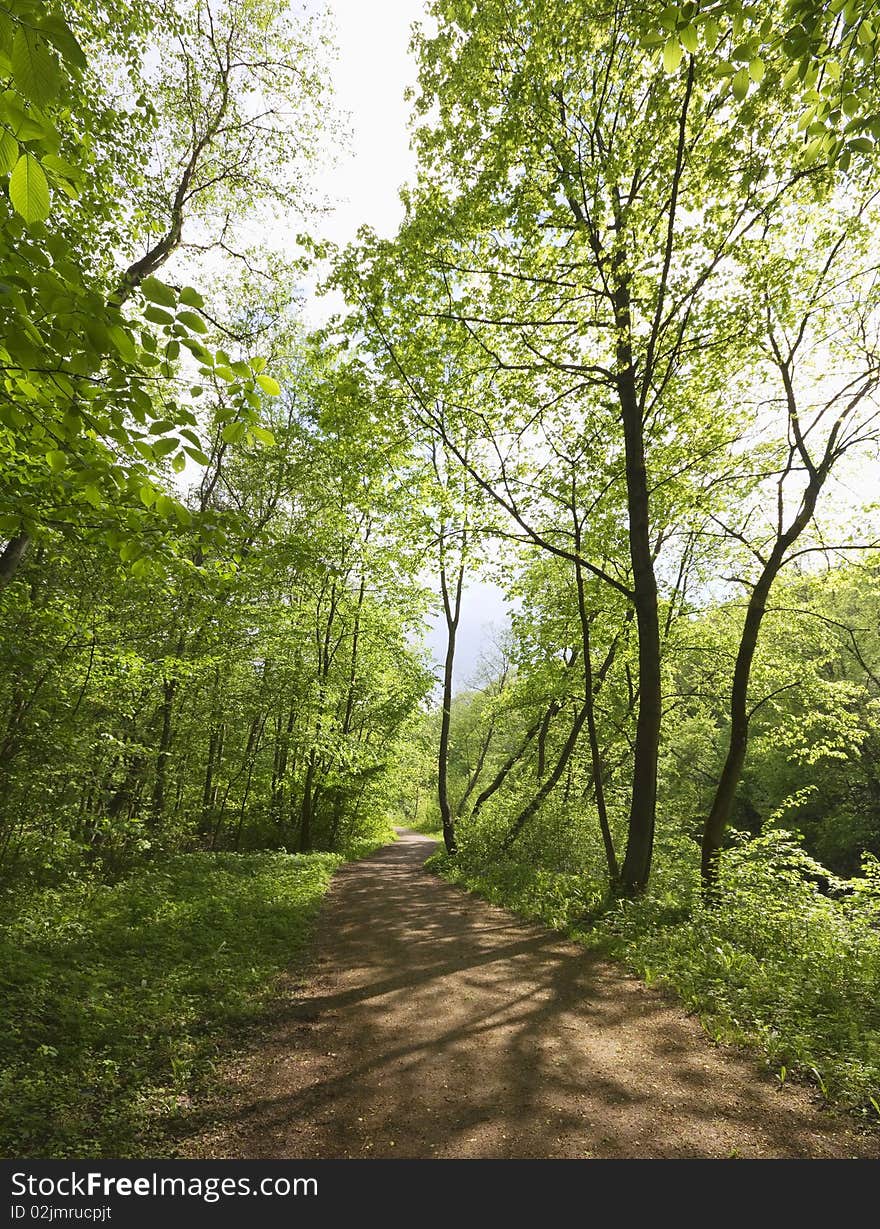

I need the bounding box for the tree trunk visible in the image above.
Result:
[616,317,661,896]
[470,716,542,820]
[0,532,31,590]
[298,751,316,852]
[536,701,559,779]
[437,605,459,854]
[200,724,223,839]
[700,396,835,890]
[437,518,465,855]
[456,718,495,817]
[502,701,590,850]
[150,677,177,826]
[574,559,619,885]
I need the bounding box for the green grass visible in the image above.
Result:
[0,841,388,1158]
[428,832,880,1120]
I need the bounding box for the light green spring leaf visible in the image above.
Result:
[680,25,698,54]
[140,276,177,308]
[221,421,247,445]
[9,153,50,222]
[11,27,62,107]
[732,68,750,101]
[251,425,276,446]
[256,373,281,396]
[662,38,682,73]
[0,130,18,175]
[179,285,205,309]
[176,309,208,334]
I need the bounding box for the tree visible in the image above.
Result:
[0,0,329,591]
[700,187,880,886]
[341,0,836,893]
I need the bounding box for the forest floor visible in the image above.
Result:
[180,831,879,1159]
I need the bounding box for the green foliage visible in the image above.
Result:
[432,827,880,1114]
[0,850,342,1157]
[611,833,880,1112]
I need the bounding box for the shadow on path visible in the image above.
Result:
[182,831,879,1159]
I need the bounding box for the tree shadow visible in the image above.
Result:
[178,831,878,1160]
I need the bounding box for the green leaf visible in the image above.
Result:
[732,68,750,101]
[153,437,178,458]
[0,130,18,175]
[46,449,67,472]
[782,62,801,89]
[11,27,62,107]
[680,25,698,54]
[841,93,860,118]
[748,58,765,83]
[184,446,210,465]
[250,355,268,373]
[179,285,205,309]
[144,305,175,327]
[107,325,138,364]
[39,15,87,71]
[662,38,682,73]
[41,154,81,183]
[252,425,276,446]
[803,134,825,163]
[256,374,282,396]
[172,452,187,473]
[1,90,51,141]
[221,421,247,445]
[9,154,50,223]
[140,277,177,308]
[176,309,208,334]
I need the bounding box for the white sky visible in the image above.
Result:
[315,1,426,247]
[310,0,509,689]
[303,0,428,326]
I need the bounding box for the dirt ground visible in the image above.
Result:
[181,830,879,1159]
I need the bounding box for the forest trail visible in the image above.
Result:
[183,831,878,1159]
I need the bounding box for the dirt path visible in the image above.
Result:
[183,831,878,1159]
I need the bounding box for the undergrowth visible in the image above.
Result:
[0,831,392,1158]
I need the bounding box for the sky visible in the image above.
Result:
[310,0,427,253]
[305,0,510,690]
